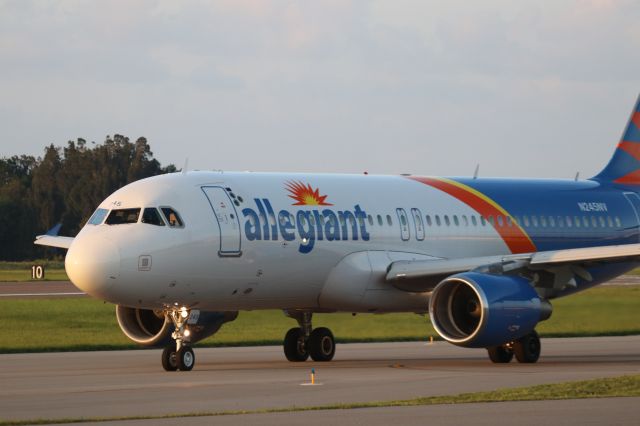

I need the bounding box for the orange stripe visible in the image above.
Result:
[408,176,536,254]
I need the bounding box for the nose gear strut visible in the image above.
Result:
[162,306,197,371]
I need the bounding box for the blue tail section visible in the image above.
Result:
[593,94,640,185]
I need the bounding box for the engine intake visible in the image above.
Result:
[116,306,238,347]
[429,272,551,348]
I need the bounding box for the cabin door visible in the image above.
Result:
[201,186,242,256]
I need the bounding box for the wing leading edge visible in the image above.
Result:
[386,243,640,294]
[34,235,74,250]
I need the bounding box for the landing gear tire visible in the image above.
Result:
[162,346,178,371]
[514,331,541,363]
[284,327,309,362]
[308,327,335,362]
[177,346,195,371]
[487,345,514,363]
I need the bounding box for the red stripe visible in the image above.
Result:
[632,112,640,131]
[409,176,536,254]
[614,169,640,185]
[618,141,640,161]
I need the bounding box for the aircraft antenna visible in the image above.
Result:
[575,171,580,181]
[181,158,189,175]
[473,164,480,179]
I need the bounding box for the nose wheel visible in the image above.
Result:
[162,306,196,371]
[283,311,336,362]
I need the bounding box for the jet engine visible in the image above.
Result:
[116,306,238,347]
[429,272,551,348]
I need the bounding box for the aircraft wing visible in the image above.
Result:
[34,235,74,249]
[386,243,640,294]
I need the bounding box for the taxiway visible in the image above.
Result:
[1,336,638,424]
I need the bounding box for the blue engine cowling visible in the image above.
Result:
[429,272,551,348]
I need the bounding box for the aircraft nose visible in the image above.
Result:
[65,236,120,299]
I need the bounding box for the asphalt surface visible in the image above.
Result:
[1,336,639,424]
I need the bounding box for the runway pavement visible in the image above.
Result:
[1,336,639,424]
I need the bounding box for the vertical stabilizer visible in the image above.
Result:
[594,94,640,184]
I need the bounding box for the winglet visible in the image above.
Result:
[45,223,62,236]
[593,94,640,184]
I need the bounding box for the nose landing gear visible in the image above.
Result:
[283,311,336,362]
[162,306,196,371]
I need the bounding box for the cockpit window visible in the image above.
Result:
[105,208,141,225]
[142,208,165,226]
[87,208,109,225]
[161,207,184,227]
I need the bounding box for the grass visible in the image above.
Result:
[0,286,638,353]
[1,375,638,425]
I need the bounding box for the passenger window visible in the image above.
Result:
[426,215,432,226]
[435,215,441,226]
[444,215,450,226]
[106,208,141,225]
[480,216,486,226]
[387,215,393,226]
[523,216,530,227]
[368,215,374,226]
[531,216,539,227]
[506,216,513,227]
[615,216,622,227]
[161,207,184,227]
[142,208,165,226]
[88,208,109,225]
[497,216,504,227]
[574,216,581,228]
[453,215,460,226]
[377,215,383,226]
[607,216,614,227]
[583,216,589,228]
[488,216,495,227]
[591,216,598,228]
[471,216,477,226]
[566,216,573,228]
[540,216,547,227]
[462,215,469,226]
[557,216,565,228]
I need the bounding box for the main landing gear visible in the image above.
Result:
[162,306,196,371]
[283,311,336,362]
[487,330,541,364]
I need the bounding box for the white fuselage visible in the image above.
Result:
[63,171,594,313]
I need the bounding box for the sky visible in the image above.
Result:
[1,0,639,178]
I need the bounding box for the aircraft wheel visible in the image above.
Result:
[308,327,335,362]
[162,345,178,371]
[514,331,541,363]
[487,345,514,363]
[177,346,195,371]
[284,327,309,362]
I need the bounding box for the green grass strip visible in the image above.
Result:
[1,375,638,426]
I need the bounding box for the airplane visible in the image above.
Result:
[35,95,640,371]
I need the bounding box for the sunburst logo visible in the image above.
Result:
[285,181,333,206]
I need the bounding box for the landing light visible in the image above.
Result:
[184,329,191,337]
[180,307,188,318]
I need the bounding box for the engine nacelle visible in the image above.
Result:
[429,272,551,348]
[116,306,238,347]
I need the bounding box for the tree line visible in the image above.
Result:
[0,135,176,260]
